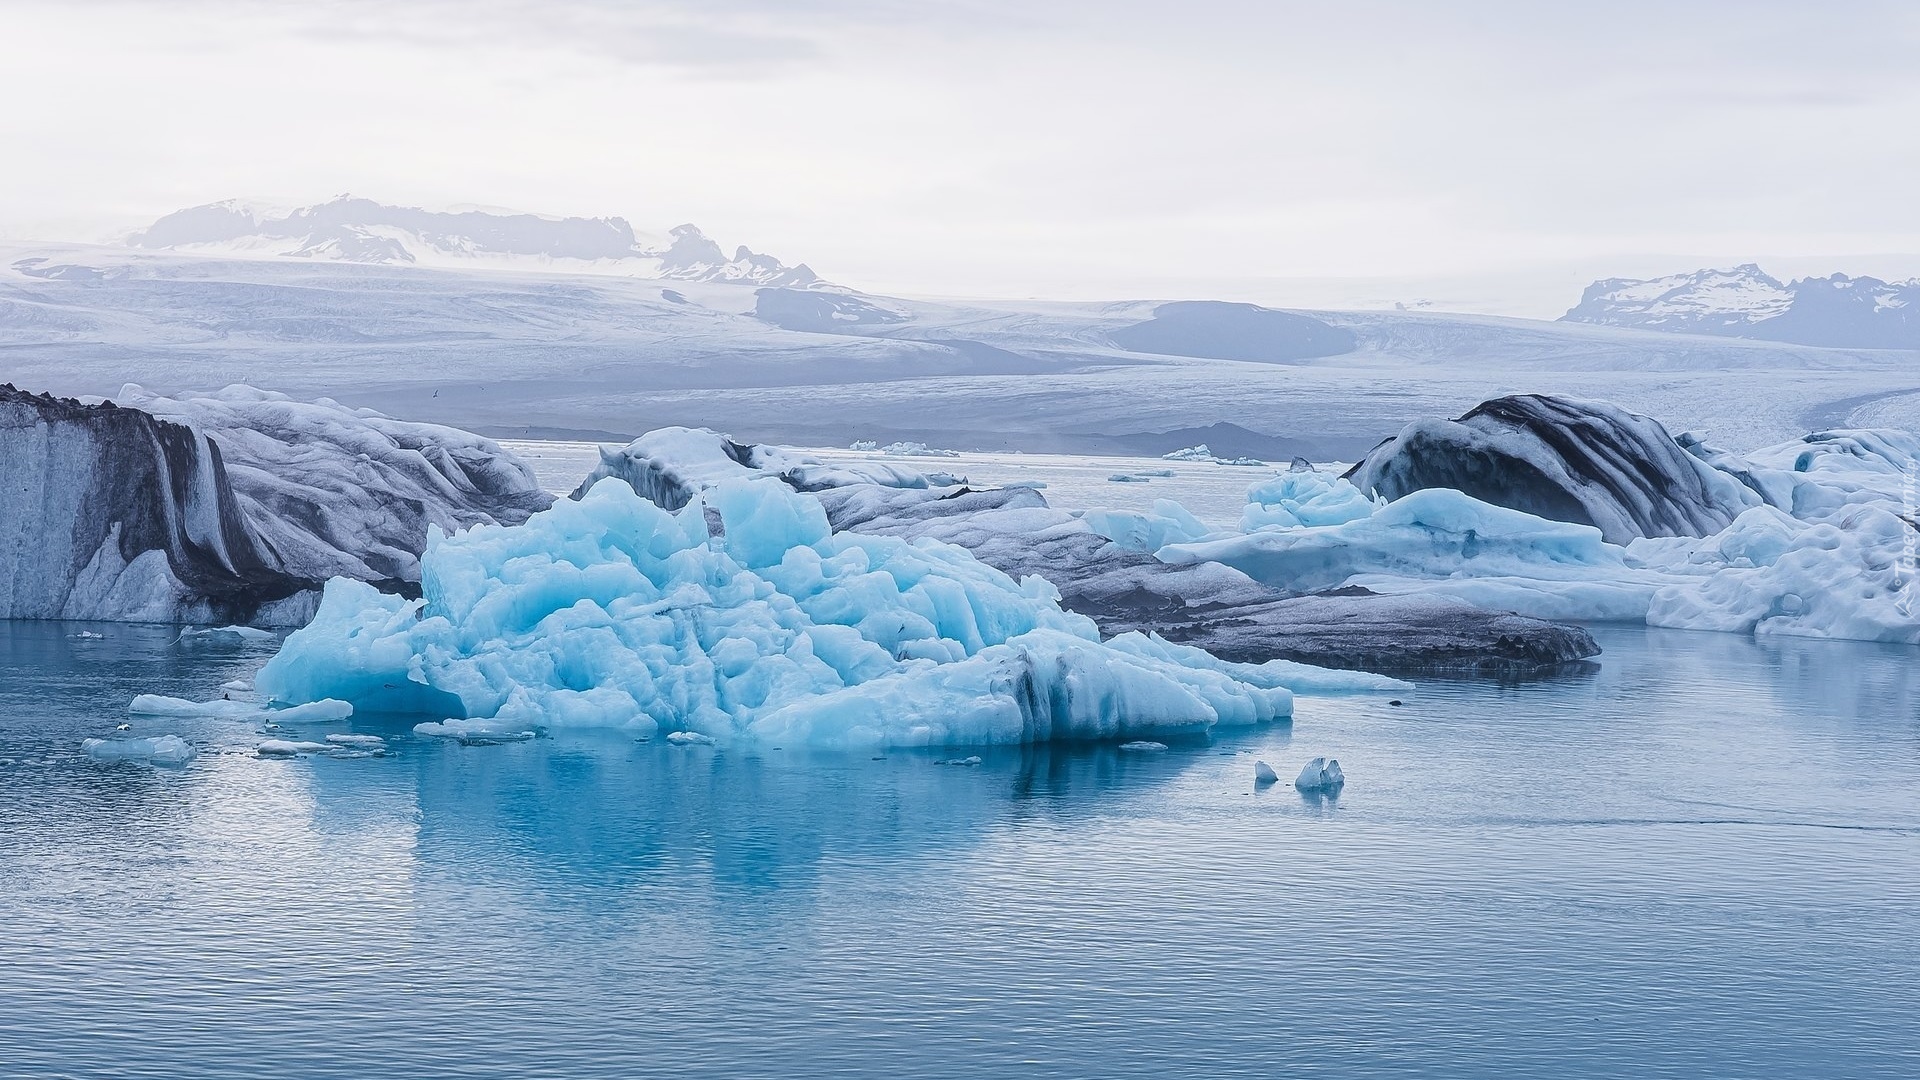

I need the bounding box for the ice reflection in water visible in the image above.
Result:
[1,620,1917,1079]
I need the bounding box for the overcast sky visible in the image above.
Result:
[5,0,1919,311]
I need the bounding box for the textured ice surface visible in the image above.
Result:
[81,735,196,766]
[571,426,961,511]
[1295,757,1345,791]
[1160,424,1920,644]
[1240,471,1378,530]
[257,478,1313,747]
[1254,760,1279,784]
[1345,395,1762,544]
[127,694,352,721]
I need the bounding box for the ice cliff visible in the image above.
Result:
[1,384,553,623]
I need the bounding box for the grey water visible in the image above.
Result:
[2,620,1917,1079]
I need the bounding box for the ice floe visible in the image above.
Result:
[82,735,197,766]
[255,477,1314,747]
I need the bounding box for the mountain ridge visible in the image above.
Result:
[125,195,823,287]
[1562,263,1918,348]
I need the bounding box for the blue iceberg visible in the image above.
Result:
[257,477,1319,748]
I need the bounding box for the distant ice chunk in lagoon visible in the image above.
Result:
[574,426,962,511]
[255,477,1319,748]
[176,625,275,645]
[1119,740,1168,752]
[1162,445,1214,461]
[666,731,716,746]
[83,735,196,766]
[1295,757,1345,791]
[1253,760,1279,785]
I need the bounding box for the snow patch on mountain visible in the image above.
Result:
[1564,264,1920,348]
[124,196,822,287]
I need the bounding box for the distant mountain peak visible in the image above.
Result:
[1562,264,1917,349]
[125,197,824,287]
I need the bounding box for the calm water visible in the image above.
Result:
[2,620,1916,1078]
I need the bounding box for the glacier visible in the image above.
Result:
[254,476,1379,748]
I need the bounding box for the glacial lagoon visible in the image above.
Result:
[3,613,1916,1078]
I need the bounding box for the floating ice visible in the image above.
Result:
[257,477,1304,748]
[82,735,196,766]
[1240,471,1377,530]
[1162,445,1213,461]
[1084,500,1214,553]
[575,427,961,511]
[1253,760,1279,784]
[1118,740,1168,752]
[256,739,332,757]
[938,756,983,766]
[1295,757,1344,791]
[323,733,386,748]
[1108,473,1152,483]
[666,731,716,746]
[1215,457,1267,467]
[69,631,105,640]
[221,679,253,692]
[177,625,275,645]
[127,694,352,721]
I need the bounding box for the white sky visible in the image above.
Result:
[4,0,1919,314]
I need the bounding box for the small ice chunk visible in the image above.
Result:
[69,631,105,640]
[83,735,196,766]
[177,625,275,645]
[221,679,253,692]
[256,739,332,757]
[130,694,260,717]
[1119,740,1168,752]
[324,734,386,748]
[1294,756,1345,791]
[414,719,534,743]
[1162,444,1213,461]
[269,699,353,722]
[1108,473,1152,483]
[1253,760,1279,784]
[1215,456,1267,467]
[666,731,716,746]
[938,755,983,766]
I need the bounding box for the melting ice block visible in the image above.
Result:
[83,735,196,766]
[1253,760,1279,785]
[257,477,1312,748]
[1295,757,1345,791]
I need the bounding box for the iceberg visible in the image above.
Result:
[1253,760,1279,785]
[1,383,552,624]
[1344,394,1763,544]
[256,477,1311,748]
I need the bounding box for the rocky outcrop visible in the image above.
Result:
[1345,394,1761,544]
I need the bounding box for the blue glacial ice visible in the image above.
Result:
[1150,428,1920,644]
[255,477,1327,748]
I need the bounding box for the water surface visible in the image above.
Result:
[2,621,1916,1078]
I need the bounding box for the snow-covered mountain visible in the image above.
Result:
[1562,264,1919,348]
[124,196,823,287]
